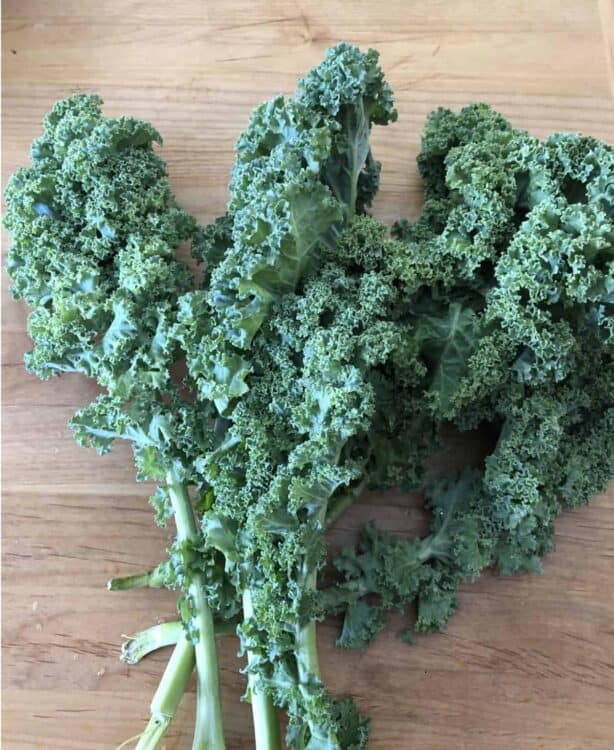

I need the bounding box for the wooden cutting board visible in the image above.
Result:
[3,1,614,748]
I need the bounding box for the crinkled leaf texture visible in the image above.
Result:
[326,102,613,649]
[183,42,397,417]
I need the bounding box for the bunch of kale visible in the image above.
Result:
[5,44,612,750]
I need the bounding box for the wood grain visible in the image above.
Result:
[2,1,613,748]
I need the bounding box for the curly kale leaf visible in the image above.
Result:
[414,302,482,412]
[328,102,613,650]
[323,470,486,644]
[4,93,195,397]
[196,215,428,748]
[486,198,614,384]
[183,43,397,415]
[297,42,397,218]
[4,94,235,652]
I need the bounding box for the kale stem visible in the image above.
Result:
[296,614,321,681]
[242,589,282,750]
[122,621,183,665]
[134,635,195,750]
[121,618,240,666]
[325,477,367,527]
[108,563,167,591]
[166,468,226,750]
[294,503,327,747]
[294,568,326,750]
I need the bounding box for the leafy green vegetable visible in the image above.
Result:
[198,218,422,748]
[4,94,227,750]
[177,45,400,749]
[328,103,613,645]
[184,42,397,415]
[5,46,612,750]
[5,45,402,750]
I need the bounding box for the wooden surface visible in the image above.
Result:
[3,1,614,748]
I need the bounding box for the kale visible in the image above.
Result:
[5,46,612,750]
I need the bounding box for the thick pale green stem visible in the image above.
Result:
[122,621,183,665]
[295,492,329,683]
[134,635,195,750]
[166,468,225,750]
[242,590,282,750]
[121,619,240,666]
[292,504,330,750]
[108,563,166,591]
[325,477,367,527]
[295,566,321,682]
